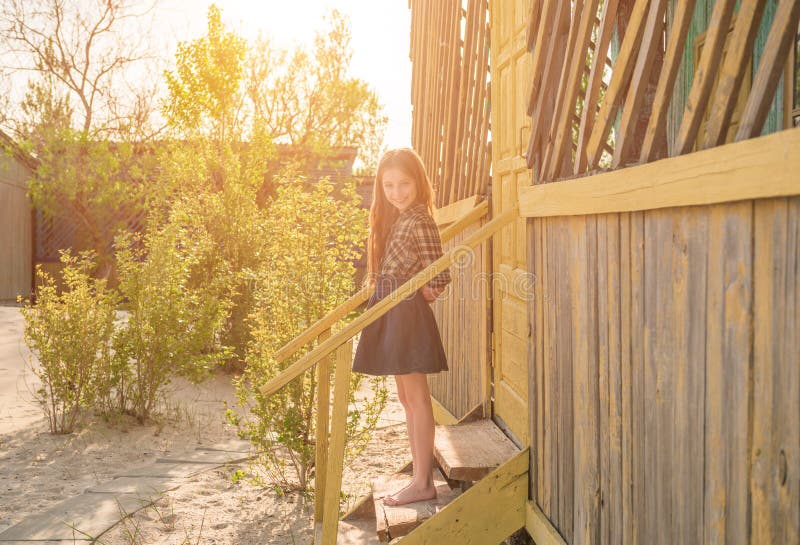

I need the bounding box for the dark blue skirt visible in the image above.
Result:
[352,275,448,376]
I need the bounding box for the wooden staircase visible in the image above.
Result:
[323,419,523,544]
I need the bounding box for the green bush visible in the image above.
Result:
[112,217,233,422]
[19,251,118,434]
[229,176,387,493]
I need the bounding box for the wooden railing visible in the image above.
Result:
[259,201,517,545]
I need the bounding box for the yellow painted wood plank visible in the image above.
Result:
[320,340,353,545]
[314,328,333,522]
[431,396,459,426]
[519,127,800,218]
[398,449,529,545]
[526,501,567,545]
[435,195,480,226]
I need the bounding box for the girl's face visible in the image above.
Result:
[381,167,418,213]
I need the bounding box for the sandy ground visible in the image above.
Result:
[0,306,410,544]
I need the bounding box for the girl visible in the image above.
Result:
[352,148,451,506]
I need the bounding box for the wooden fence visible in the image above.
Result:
[0,133,34,301]
[409,0,491,207]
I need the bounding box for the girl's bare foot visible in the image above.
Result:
[383,482,437,506]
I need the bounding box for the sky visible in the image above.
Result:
[155,0,414,150]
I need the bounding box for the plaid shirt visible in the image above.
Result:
[379,202,452,290]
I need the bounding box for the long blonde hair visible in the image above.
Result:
[367,148,435,284]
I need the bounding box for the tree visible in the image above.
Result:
[163,4,247,143]
[246,10,386,171]
[0,0,162,278]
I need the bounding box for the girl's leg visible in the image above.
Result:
[394,375,417,477]
[385,373,436,506]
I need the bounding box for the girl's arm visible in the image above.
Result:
[412,214,452,301]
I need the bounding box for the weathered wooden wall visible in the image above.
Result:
[527,196,799,544]
[409,0,491,207]
[429,215,491,419]
[0,143,33,301]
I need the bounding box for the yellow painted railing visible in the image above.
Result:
[258,200,517,545]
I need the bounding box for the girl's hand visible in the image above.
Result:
[421,285,443,302]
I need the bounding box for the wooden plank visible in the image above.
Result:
[673,0,738,155]
[526,500,567,545]
[611,0,669,168]
[320,340,354,545]
[736,0,800,141]
[543,0,601,180]
[585,0,652,170]
[750,197,800,545]
[703,201,751,545]
[627,210,647,544]
[619,211,635,544]
[398,449,528,545]
[314,328,333,522]
[671,206,706,545]
[527,0,559,115]
[703,0,767,148]
[434,419,520,481]
[571,215,600,545]
[639,0,698,162]
[434,195,480,226]
[575,0,620,173]
[373,470,458,542]
[518,127,800,218]
[430,396,459,425]
[527,0,572,173]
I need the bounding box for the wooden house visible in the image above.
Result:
[263,1,799,543]
[0,130,35,302]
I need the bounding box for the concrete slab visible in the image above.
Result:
[0,492,150,541]
[84,476,180,495]
[156,449,250,464]
[195,439,252,453]
[112,462,211,479]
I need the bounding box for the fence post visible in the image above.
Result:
[320,339,353,545]
[314,328,332,523]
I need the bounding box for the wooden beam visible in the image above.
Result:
[399,449,529,545]
[260,206,518,397]
[526,501,567,545]
[585,0,652,170]
[435,195,480,225]
[703,0,767,148]
[611,0,668,168]
[543,0,602,181]
[320,340,353,545]
[575,0,621,173]
[735,0,800,141]
[431,396,459,425]
[313,328,332,523]
[673,0,738,155]
[519,127,800,218]
[639,0,698,162]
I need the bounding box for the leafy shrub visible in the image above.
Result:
[19,251,118,434]
[229,176,387,492]
[112,217,233,422]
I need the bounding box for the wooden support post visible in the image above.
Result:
[639,0,697,162]
[314,328,332,523]
[585,0,652,169]
[673,0,738,155]
[611,0,668,168]
[320,339,353,545]
[735,0,800,141]
[703,0,767,148]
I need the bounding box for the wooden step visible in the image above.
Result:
[372,469,459,542]
[434,419,520,481]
